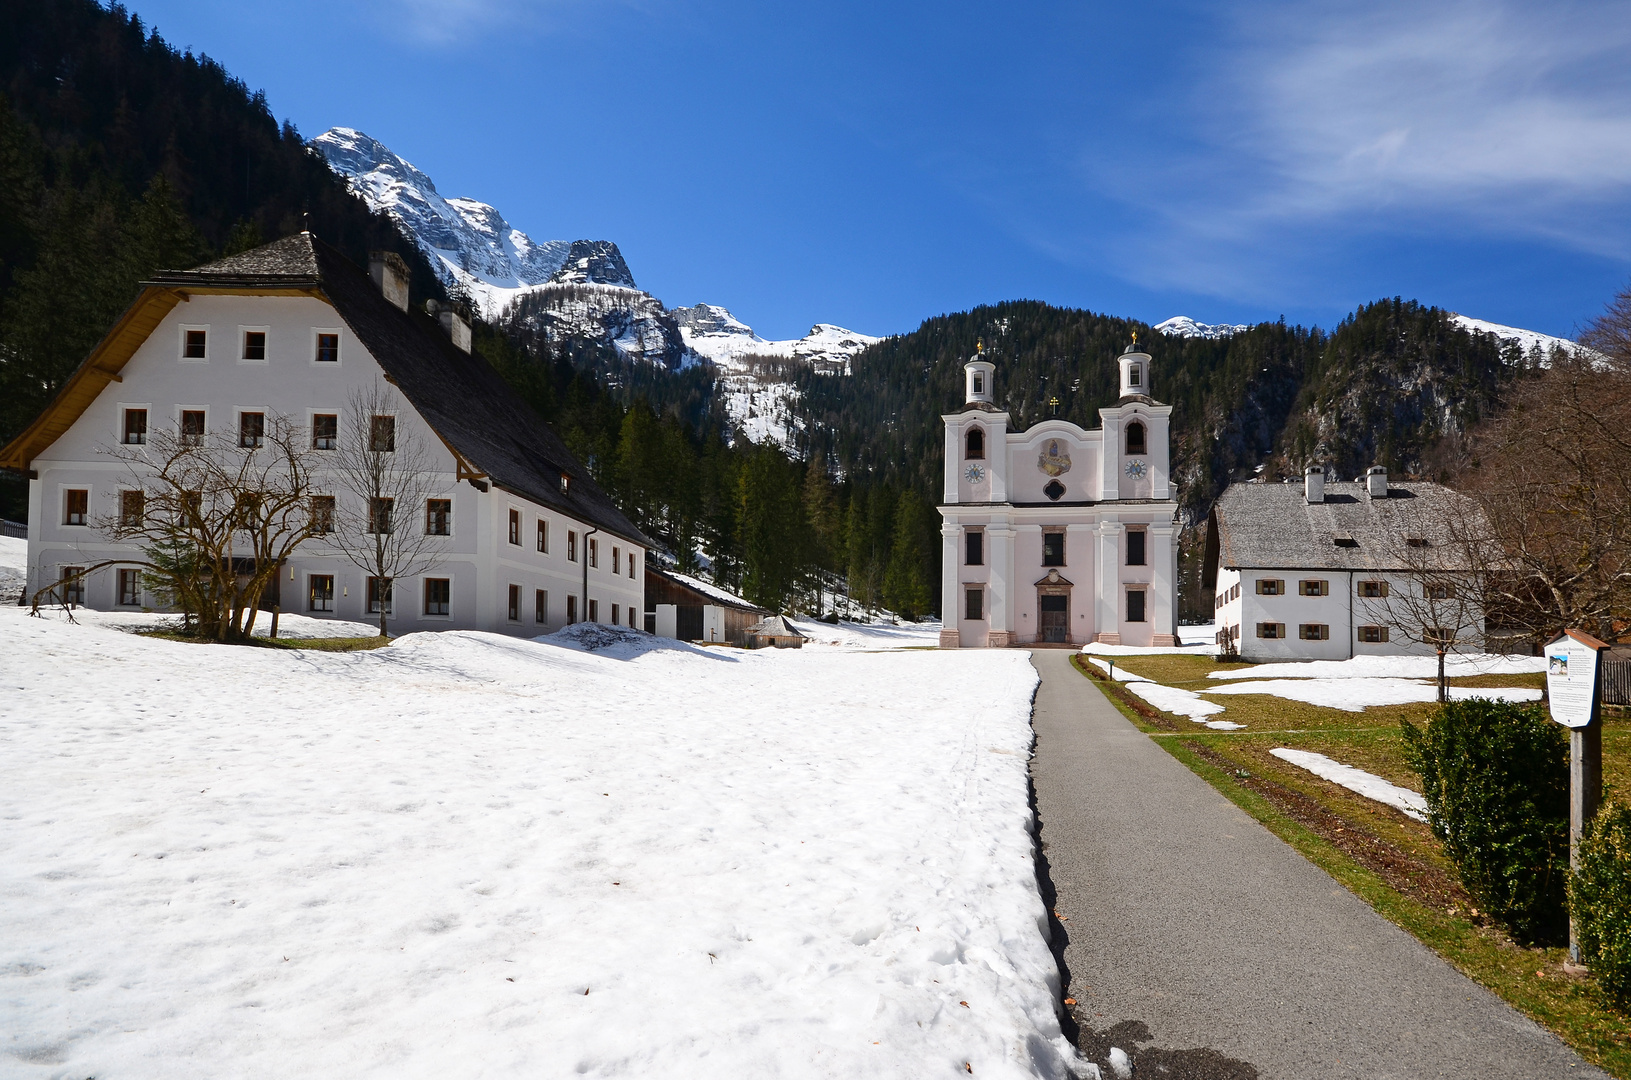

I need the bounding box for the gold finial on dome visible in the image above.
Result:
[1131,330,1138,345]
[976,338,984,354]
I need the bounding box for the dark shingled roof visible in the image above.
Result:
[1209,479,1476,576]
[149,233,647,547]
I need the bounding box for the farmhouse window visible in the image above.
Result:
[537,519,548,553]
[508,509,521,545]
[629,554,636,579]
[1299,579,1329,596]
[966,587,984,621]
[120,490,145,528]
[312,414,337,449]
[424,578,451,616]
[612,603,621,625]
[613,546,621,575]
[1043,531,1066,567]
[242,330,267,361]
[310,495,335,535]
[1127,588,1147,623]
[309,575,335,613]
[589,538,598,568]
[369,415,395,452]
[426,499,451,536]
[589,599,599,622]
[183,328,207,359]
[1358,580,1389,598]
[1424,583,1456,600]
[368,577,392,615]
[369,497,394,535]
[1126,421,1146,455]
[59,566,85,606]
[568,531,577,562]
[123,408,147,445]
[508,584,521,622]
[1126,529,1145,566]
[118,568,141,606]
[63,489,88,526]
[315,333,340,363]
[535,589,548,624]
[1256,622,1285,639]
[966,427,985,460]
[239,412,264,448]
[1255,578,1284,596]
[1423,626,1457,646]
[966,530,984,566]
[1358,625,1389,643]
[1299,623,1329,640]
[181,410,206,444]
[567,595,578,624]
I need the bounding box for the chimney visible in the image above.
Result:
[425,299,472,354]
[1366,465,1387,498]
[368,251,411,312]
[1304,465,1325,503]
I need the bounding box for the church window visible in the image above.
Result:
[537,519,548,553]
[1256,622,1285,639]
[966,530,983,566]
[1043,479,1066,501]
[1126,529,1145,566]
[965,587,984,621]
[309,574,334,613]
[535,589,548,623]
[1127,589,1146,623]
[508,509,521,545]
[1129,365,1141,388]
[426,499,451,535]
[966,427,985,460]
[1042,532,1065,567]
[424,578,450,616]
[1126,422,1146,455]
[508,584,521,621]
[63,489,88,526]
[1299,624,1329,640]
[973,373,984,395]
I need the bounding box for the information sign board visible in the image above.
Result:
[1545,629,1608,729]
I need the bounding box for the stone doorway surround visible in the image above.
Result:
[1035,568,1074,646]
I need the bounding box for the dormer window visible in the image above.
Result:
[1126,421,1146,455]
[966,427,985,460]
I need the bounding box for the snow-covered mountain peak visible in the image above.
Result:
[1448,315,1577,358]
[549,240,637,288]
[672,303,759,339]
[1155,316,1251,339]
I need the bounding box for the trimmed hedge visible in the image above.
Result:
[1402,699,1570,945]
[1572,802,1631,1008]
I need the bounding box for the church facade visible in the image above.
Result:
[937,341,1180,648]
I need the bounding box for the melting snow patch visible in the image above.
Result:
[1206,654,1546,680]
[1087,658,1151,682]
[1269,748,1428,822]
[1127,681,1227,722]
[1202,678,1540,712]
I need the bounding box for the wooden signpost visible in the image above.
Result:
[1544,628,1608,963]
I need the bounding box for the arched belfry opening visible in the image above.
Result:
[1126,421,1146,455]
[966,426,985,460]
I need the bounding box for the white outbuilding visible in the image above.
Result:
[1205,466,1485,660]
[937,340,1180,648]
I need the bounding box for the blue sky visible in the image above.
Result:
[131,0,1631,341]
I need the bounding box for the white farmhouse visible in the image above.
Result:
[938,340,1180,647]
[0,232,647,634]
[1206,466,1483,660]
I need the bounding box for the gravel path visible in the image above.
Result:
[1028,648,1608,1080]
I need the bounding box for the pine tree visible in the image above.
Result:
[883,489,931,620]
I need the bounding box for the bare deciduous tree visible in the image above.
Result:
[330,381,443,636]
[40,415,319,639]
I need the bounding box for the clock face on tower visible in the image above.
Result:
[964,464,985,483]
[1125,459,1148,480]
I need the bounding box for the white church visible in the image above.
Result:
[938,340,1180,648]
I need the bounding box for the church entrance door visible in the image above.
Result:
[1039,594,1069,643]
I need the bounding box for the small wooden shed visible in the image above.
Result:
[744,615,808,650]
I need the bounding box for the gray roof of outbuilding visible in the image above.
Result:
[746,615,807,638]
[1211,480,1476,573]
[147,233,648,547]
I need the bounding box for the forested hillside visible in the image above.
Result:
[0,0,444,517]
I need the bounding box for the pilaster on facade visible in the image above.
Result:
[939,522,961,648]
[986,525,1016,646]
[1150,521,1177,646]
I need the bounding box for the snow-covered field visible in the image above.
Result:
[0,534,25,601]
[0,611,1085,1079]
[790,617,944,650]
